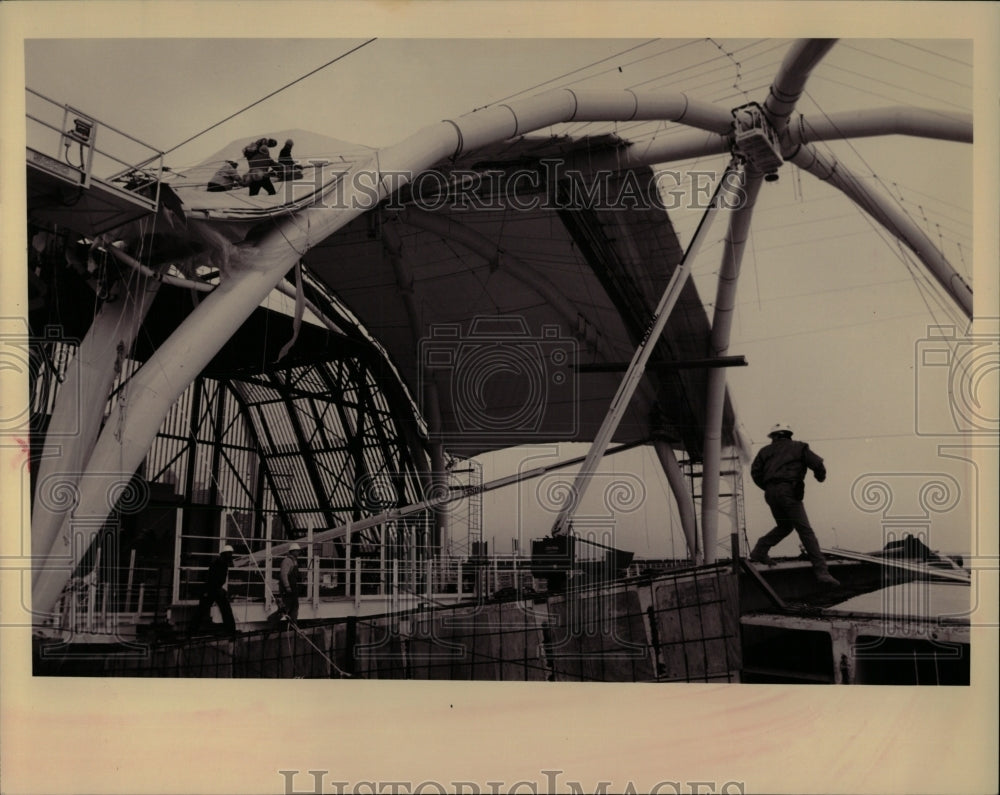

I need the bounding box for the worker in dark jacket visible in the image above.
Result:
[243,137,279,196]
[278,542,303,623]
[275,138,303,181]
[749,424,839,586]
[207,160,244,192]
[189,545,237,635]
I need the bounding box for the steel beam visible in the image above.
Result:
[790,143,972,318]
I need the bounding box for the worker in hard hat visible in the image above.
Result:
[188,544,237,636]
[278,542,304,623]
[749,424,840,587]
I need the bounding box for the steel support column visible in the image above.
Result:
[701,173,763,563]
[652,439,700,563]
[702,39,837,564]
[31,268,162,580]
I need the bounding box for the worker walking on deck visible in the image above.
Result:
[188,545,237,636]
[749,424,840,587]
[278,543,303,623]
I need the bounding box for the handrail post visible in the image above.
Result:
[101,581,109,632]
[125,548,136,613]
[344,521,352,598]
[309,528,319,612]
[135,584,145,622]
[380,523,387,596]
[264,539,273,614]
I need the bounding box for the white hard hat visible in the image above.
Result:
[221,544,235,554]
[288,543,303,552]
[768,423,793,438]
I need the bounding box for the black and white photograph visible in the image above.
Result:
[1,3,997,794]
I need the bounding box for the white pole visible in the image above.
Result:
[344,520,352,598]
[702,174,763,563]
[31,268,162,577]
[704,40,839,563]
[309,528,318,611]
[790,144,971,318]
[380,523,387,597]
[125,547,136,613]
[264,538,273,614]
[652,439,700,563]
[392,559,399,613]
[550,164,742,537]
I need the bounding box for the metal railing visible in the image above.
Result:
[26,86,164,210]
[180,538,481,612]
[55,561,168,635]
[52,519,546,634]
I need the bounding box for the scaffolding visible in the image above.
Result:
[681,451,749,560]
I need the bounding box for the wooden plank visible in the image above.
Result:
[468,606,501,682]
[824,547,970,583]
[546,588,653,682]
[408,613,465,680]
[740,559,788,608]
[354,621,378,678]
[546,595,585,681]
[680,603,707,679]
[496,603,546,681]
[719,575,743,674]
[650,572,742,681]
[579,589,654,682]
[652,579,687,680]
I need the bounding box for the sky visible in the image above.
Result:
[16,36,990,562]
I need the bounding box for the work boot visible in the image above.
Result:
[815,571,841,587]
[798,529,839,586]
[749,540,775,566]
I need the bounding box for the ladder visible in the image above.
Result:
[445,457,483,558]
[681,453,748,559]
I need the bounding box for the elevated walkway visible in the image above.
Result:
[26,88,164,236]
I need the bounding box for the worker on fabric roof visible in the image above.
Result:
[188,545,238,636]
[275,138,303,181]
[278,543,303,624]
[207,160,245,192]
[242,137,279,196]
[749,424,840,587]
